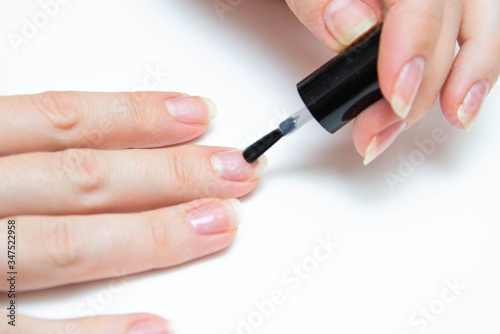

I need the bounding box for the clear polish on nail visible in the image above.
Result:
[199,97,218,122]
[187,199,244,235]
[364,121,407,165]
[128,319,171,334]
[165,96,217,125]
[211,150,267,181]
[457,81,490,132]
[323,0,378,46]
[391,57,426,119]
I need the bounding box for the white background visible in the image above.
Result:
[1,1,499,333]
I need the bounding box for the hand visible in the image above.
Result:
[286,0,500,164]
[0,91,267,332]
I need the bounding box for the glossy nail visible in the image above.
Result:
[165,96,217,125]
[211,150,267,181]
[457,81,490,132]
[187,199,243,235]
[391,57,426,118]
[364,121,407,165]
[128,319,171,334]
[324,0,378,46]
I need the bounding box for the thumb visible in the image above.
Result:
[286,0,383,52]
[0,313,171,334]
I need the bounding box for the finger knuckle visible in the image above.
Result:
[58,149,107,209]
[40,219,84,269]
[30,91,82,134]
[144,211,170,253]
[386,0,404,15]
[166,147,198,189]
[418,8,443,32]
[123,92,159,130]
[386,2,443,32]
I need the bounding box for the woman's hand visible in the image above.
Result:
[286,0,500,164]
[0,91,267,333]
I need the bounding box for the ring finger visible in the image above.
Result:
[1,197,243,291]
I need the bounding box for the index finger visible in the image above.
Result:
[0,91,217,156]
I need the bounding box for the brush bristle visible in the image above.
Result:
[243,129,283,163]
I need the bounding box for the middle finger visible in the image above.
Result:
[0,146,267,217]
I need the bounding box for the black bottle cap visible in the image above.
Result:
[297,25,383,133]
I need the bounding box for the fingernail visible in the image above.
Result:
[457,81,490,132]
[323,0,378,46]
[165,96,217,125]
[211,150,267,181]
[363,121,407,165]
[128,319,171,334]
[187,199,244,235]
[391,57,426,118]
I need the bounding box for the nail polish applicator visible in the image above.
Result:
[243,25,383,163]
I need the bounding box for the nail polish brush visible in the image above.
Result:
[243,25,383,163]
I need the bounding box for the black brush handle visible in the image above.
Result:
[297,25,382,133]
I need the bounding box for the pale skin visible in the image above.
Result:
[0,92,266,333]
[1,0,499,332]
[286,0,500,163]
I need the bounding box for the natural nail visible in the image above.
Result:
[165,96,217,125]
[323,0,378,46]
[128,319,171,334]
[187,199,244,235]
[391,57,426,118]
[457,81,490,132]
[211,150,267,181]
[364,121,407,165]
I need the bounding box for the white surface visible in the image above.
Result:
[1,1,500,333]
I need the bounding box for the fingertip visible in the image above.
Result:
[251,154,268,181]
[10,313,172,334]
[323,0,379,47]
[352,115,371,157]
[210,149,268,182]
[165,95,217,126]
[440,43,494,132]
[198,96,218,122]
[440,88,466,131]
[376,1,445,117]
[362,120,407,165]
[456,81,489,132]
[352,99,400,156]
[127,314,172,334]
[186,198,244,236]
[223,198,244,229]
[286,0,382,53]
